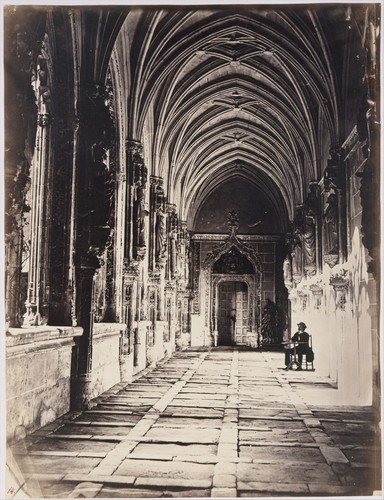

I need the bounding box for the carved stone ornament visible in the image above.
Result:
[309,282,323,309]
[227,210,239,235]
[309,282,323,295]
[203,232,262,274]
[148,271,161,284]
[304,264,317,278]
[330,269,349,311]
[136,246,146,260]
[126,139,143,156]
[123,258,140,277]
[37,113,51,127]
[323,254,339,268]
[297,288,308,311]
[165,281,176,292]
[330,269,349,290]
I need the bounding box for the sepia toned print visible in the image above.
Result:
[4,3,381,498]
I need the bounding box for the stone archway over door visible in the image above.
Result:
[218,281,248,345]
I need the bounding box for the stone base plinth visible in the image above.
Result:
[6,326,83,442]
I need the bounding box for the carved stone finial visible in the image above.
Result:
[227,210,239,235]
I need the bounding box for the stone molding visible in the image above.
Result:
[6,326,83,355]
[192,233,281,242]
[93,322,126,341]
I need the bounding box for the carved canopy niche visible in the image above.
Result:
[213,246,254,274]
[203,233,262,275]
[201,232,263,335]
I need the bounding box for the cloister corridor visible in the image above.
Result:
[8,347,379,498]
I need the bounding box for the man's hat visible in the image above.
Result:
[297,322,307,329]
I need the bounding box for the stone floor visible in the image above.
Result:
[7,347,382,498]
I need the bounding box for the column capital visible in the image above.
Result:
[166,203,177,214]
[125,139,143,155]
[150,175,164,186]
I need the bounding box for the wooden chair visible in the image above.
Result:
[289,335,314,371]
[302,335,314,371]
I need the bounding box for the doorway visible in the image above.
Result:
[218,281,248,345]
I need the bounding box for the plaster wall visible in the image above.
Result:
[6,326,83,442]
[190,314,209,346]
[291,227,373,405]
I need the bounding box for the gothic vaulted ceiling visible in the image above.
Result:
[110,5,366,230]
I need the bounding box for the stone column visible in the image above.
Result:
[120,262,138,382]
[71,261,97,409]
[23,112,52,326]
[23,32,54,327]
[71,81,114,409]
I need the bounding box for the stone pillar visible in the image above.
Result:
[71,261,97,409]
[23,112,52,326]
[23,32,54,327]
[121,260,139,378]
[71,81,115,408]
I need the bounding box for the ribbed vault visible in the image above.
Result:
[111,5,354,228]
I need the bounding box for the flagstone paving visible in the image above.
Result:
[9,347,381,498]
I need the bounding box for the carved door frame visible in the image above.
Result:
[202,234,263,338]
[212,275,256,342]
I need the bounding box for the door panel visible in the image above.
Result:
[218,282,248,345]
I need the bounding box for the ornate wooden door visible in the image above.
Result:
[233,282,248,344]
[218,282,248,345]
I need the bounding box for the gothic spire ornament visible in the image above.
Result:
[227,210,239,235]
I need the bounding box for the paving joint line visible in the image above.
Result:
[212,349,239,496]
[268,351,349,476]
[76,349,211,485]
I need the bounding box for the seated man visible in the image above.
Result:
[284,322,313,370]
